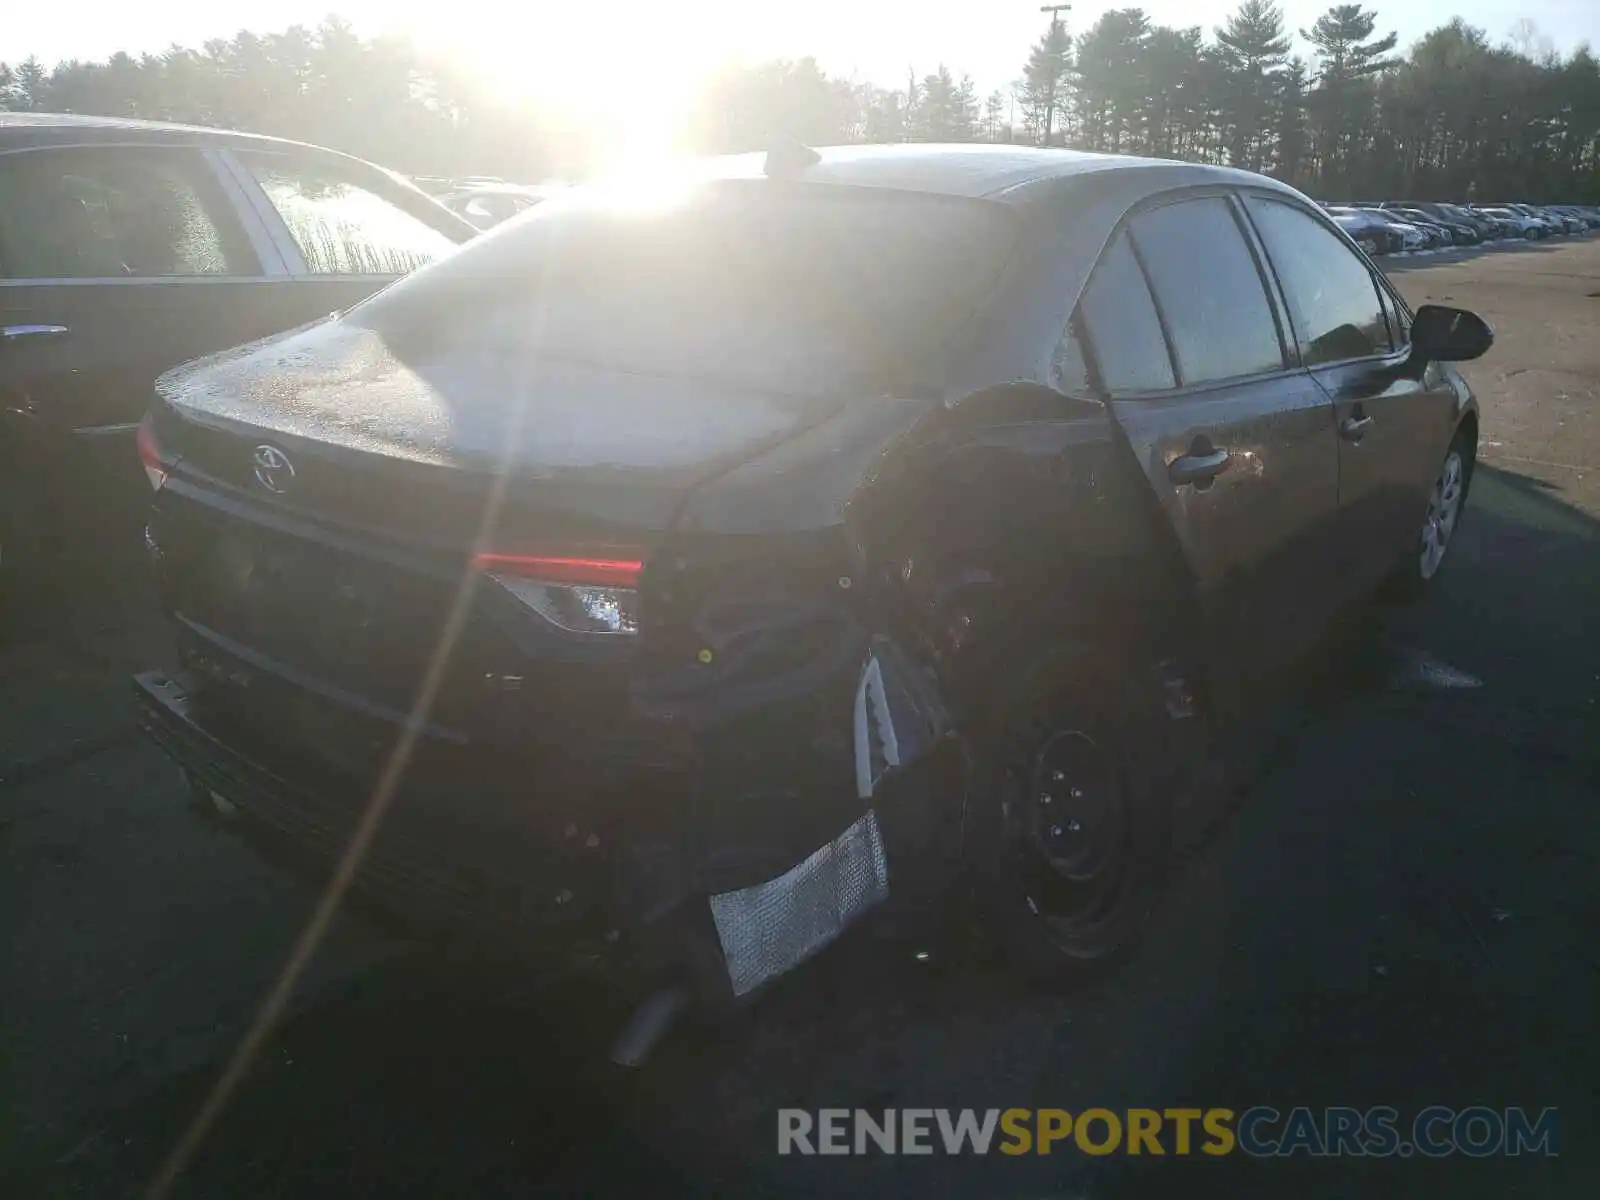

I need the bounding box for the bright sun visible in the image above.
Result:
[434,6,749,169]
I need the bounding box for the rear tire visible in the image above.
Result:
[966,646,1170,986]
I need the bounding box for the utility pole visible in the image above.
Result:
[1039,4,1071,148]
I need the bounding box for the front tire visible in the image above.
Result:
[967,648,1169,984]
[1386,430,1474,602]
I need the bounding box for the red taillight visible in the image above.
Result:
[472,548,646,636]
[471,551,644,589]
[136,417,169,492]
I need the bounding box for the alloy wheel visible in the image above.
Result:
[1420,449,1465,580]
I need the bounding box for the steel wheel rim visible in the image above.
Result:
[1420,450,1465,580]
[1010,727,1132,943]
[1027,730,1115,882]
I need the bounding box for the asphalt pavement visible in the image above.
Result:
[3,238,1597,1199]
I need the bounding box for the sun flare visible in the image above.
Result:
[436,5,751,172]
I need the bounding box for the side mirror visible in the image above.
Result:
[1410,304,1493,363]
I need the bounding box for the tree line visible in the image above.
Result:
[3,4,1598,201]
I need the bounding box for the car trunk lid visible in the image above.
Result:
[145,317,846,741]
[152,316,836,543]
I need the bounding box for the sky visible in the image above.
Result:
[8,2,1599,140]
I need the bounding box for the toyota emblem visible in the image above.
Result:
[252,444,295,494]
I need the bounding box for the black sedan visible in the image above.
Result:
[0,113,475,621]
[133,145,1491,1013]
[1387,206,1476,246]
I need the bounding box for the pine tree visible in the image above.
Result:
[913,65,978,141]
[12,57,48,111]
[1303,4,1399,193]
[1214,1,1292,170]
[1017,18,1072,146]
[1276,56,1310,184]
[983,89,1008,142]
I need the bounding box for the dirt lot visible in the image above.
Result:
[3,239,1598,1198]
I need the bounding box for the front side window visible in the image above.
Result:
[236,151,457,276]
[1128,198,1285,386]
[0,147,250,279]
[1247,197,1392,366]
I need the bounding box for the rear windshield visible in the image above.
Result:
[350,181,1018,397]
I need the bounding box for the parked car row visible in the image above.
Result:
[1321,198,1600,255]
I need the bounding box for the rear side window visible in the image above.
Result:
[235,151,458,276]
[1129,198,1284,385]
[1246,197,1392,365]
[0,147,252,279]
[1074,232,1176,394]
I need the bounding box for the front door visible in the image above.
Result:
[1239,193,1460,596]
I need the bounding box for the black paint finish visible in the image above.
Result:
[128,144,1487,989]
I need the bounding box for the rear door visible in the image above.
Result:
[1090,193,1342,705]
[0,142,317,525]
[1240,193,1458,596]
[221,146,471,317]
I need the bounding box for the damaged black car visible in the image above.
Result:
[133,145,1491,1016]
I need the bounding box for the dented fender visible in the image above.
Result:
[626,388,1180,997]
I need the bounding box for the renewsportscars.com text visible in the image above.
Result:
[777,1106,1558,1158]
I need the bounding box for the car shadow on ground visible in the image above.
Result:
[5,463,1598,1200]
[1086,462,1600,1198]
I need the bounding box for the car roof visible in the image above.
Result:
[610,143,1303,206]
[0,111,338,157]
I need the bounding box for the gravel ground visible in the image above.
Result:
[3,237,1598,1199]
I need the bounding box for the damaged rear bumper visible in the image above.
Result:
[132,637,968,1001]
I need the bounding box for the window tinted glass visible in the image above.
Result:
[1248,197,1391,365]
[0,148,250,279]
[1129,198,1283,385]
[237,152,457,276]
[353,184,1018,398]
[1077,232,1176,394]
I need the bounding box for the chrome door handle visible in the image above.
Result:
[1,324,70,341]
[1167,448,1231,486]
[1340,415,1374,441]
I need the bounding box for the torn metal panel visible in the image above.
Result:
[701,641,957,997]
[708,809,890,997]
[855,634,949,799]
